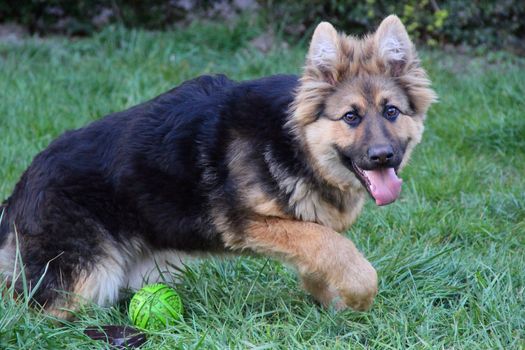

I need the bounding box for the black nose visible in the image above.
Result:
[368,144,394,166]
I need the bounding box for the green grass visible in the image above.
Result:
[1,21,524,349]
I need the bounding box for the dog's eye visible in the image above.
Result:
[384,105,400,121]
[342,111,361,126]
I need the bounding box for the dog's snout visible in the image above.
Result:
[368,144,394,166]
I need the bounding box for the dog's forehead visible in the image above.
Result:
[326,77,409,115]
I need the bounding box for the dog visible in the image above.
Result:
[0,15,436,318]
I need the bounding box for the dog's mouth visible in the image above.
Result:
[339,151,403,206]
[351,163,402,206]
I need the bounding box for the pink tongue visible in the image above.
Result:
[362,168,403,206]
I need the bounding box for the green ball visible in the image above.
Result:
[129,283,183,330]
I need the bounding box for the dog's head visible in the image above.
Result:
[290,15,437,205]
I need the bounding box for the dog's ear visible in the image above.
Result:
[307,22,339,84]
[375,15,414,76]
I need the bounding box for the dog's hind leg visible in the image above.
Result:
[225,218,378,311]
[23,238,128,319]
[0,218,129,319]
[53,242,128,318]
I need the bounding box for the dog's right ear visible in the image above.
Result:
[307,22,339,84]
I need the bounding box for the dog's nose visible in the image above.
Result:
[368,144,394,166]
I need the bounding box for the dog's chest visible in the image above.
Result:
[287,179,366,232]
[264,150,366,232]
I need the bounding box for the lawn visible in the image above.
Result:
[0,20,524,349]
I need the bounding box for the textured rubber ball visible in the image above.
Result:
[128,283,183,331]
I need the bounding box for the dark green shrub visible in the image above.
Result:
[0,0,221,35]
[259,0,524,50]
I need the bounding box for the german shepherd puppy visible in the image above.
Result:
[0,16,436,318]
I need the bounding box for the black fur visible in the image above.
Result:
[0,74,327,306]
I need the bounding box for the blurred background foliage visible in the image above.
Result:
[0,0,524,53]
[265,0,524,51]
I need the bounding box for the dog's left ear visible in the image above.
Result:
[375,15,414,76]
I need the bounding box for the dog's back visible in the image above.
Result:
[0,73,300,317]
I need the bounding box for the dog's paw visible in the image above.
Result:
[333,255,378,311]
[301,265,377,311]
[297,233,378,311]
[311,238,378,311]
[336,275,377,311]
[301,275,345,310]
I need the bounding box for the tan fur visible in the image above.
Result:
[301,275,345,310]
[227,137,290,219]
[223,218,378,311]
[287,179,365,232]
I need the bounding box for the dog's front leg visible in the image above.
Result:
[230,218,378,311]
